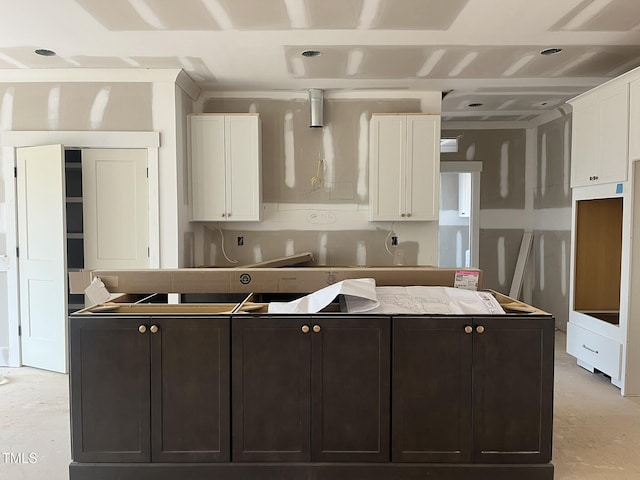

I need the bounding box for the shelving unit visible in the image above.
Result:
[64,149,85,315]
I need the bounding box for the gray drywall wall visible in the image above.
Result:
[533,113,572,329]
[442,129,526,209]
[536,115,572,209]
[478,228,524,293]
[2,83,153,131]
[532,230,571,330]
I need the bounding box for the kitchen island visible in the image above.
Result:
[68,284,555,480]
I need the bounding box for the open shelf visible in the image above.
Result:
[574,197,623,325]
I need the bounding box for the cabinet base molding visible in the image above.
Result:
[69,462,554,480]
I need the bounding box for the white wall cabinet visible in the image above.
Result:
[628,78,640,161]
[570,83,629,187]
[189,114,262,222]
[566,65,640,396]
[369,114,440,221]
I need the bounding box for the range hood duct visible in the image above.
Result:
[308,89,324,128]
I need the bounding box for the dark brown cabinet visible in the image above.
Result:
[69,315,230,463]
[70,310,554,480]
[232,315,390,462]
[393,315,554,464]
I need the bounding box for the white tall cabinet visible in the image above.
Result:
[189,114,262,222]
[369,114,440,222]
[567,66,640,396]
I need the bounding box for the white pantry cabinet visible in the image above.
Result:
[569,83,629,188]
[369,114,440,221]
[189,114,262,222]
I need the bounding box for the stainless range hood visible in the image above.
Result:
[308,89,323,128]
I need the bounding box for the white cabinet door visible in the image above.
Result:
[190,115,226,221]
[370,115,406,221]
[570,83,629,187]
[225,116,262,221]
[628,78,640,161]
[17,145,67,373]
[598,85,629,184]
[570,97,599,188]
[406,115,440,221]
[190,114,261,222]
[82,149,149,270]
[369,114,440,221]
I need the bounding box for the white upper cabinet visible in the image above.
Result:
[189,114,262,222]
[570,82,629,188]
[628,78,640,161]
[369,114,440,221]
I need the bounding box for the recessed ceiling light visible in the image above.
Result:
[540,48,563,56]
[35,49,56,57]
[468,103,483,108]
[301,50,322,58]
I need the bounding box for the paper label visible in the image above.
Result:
[454,270,480,290]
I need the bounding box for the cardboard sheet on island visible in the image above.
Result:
[69,266,482,294]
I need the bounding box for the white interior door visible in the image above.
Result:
[17,145,67,373]
[82,149,149,269]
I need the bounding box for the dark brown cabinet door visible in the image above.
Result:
[150,316,230,462]
[232,316,312,462]
[311,317,390,462]
[70,316,151,463]
[472,316,554,464]
[232,315,391,463]
[392,317,473,462]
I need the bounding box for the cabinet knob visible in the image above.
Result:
[138,325,147,334]
[476,325,485,334]
[407,213,412,217]
[464,325,473,334]
[150,325,159,334]
[301,325,310,334]
[401,213,406,217]
[227,212,231,217]
[313,325,321,333]
[221,213,226,218]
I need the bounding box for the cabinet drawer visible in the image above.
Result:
[567,322,622,380]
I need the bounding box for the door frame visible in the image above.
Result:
[1,130,160,368]
[439,161,482,268]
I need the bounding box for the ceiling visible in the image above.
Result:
[2,0,640,123]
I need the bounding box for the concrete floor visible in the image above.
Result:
[1,330,639,480]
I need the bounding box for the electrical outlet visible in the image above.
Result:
[391,236,398,246]
[237,236,244,246]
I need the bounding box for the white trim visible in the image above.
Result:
[1,131,161,368]
[1,131,159,148]
[176,70,201,101]
[0,68,183,84]
[443,121,531,130]
[1,145,19,367]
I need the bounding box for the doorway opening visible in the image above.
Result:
[438,162,482,268]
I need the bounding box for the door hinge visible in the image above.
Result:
[148,247,150,258]
[16,247,19,258]
[146,167,149,178]
[18,325,21,337]
[14,166,17,178]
